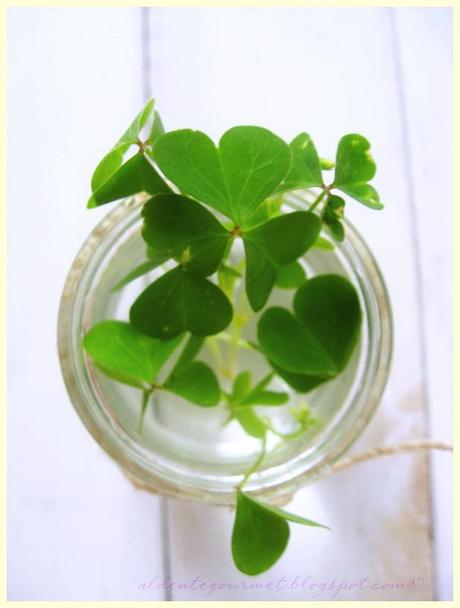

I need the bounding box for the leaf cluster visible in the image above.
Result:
[81,99,384,576]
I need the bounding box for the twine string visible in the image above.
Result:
[330,439,453,473]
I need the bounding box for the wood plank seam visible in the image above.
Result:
[388,7,436,600]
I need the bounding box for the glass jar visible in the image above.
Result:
[57,193,392,505]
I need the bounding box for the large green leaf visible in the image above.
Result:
[152,127,291,224]
[130,266,233,339]
[152,129,231,217]
[333,134,383,209]
[257,308,338,376]
[82,320,183,387]
[164,361,220,407]
[293,275,361,372]
[88,153,171,208]
[219,126,291,225]
[141,194,229,276]
[232,491,328,575]
[243,212,320,311]
[232,491,289,575]
[276,133,323,192]
[271,363,327,394]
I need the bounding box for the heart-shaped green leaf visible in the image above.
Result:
[152,127,291,224]
[232,491,289,575]
[219,126,291,225]
[333,134,382,209]
[141,194,230,276]
[257,308,338,376]
[164,361,220,407]
[243,212,320,311]
[271,363,327,394]
[232,491,328,575]
[276,133,323,192]
[231,371,253,402]
[88,153,171,208]
[234,408,267,438]
[130,266,233,339]
[82,320,183,388]
[293,274,361,372]
[275,261,307,289]
[90,99,164,196]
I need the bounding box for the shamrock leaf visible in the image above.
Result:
[275,261,307,289]
[234,408,267,438]
[257,275,361,391]
[333,134,382,209]
[130,266,233,339]
[230,372,289,407]
[164,361,220,407]
[88,153,171,208]
[323,195,345,243]
[293,274,361,371]
[243,211,321,311]
[276,133,323,193]
[152,126,291,225]
[232,491,328,575]
[82,320,183,388]
[141,194,230,276]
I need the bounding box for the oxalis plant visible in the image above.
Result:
[82,99,382,575]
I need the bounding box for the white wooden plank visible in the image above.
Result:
[147,7,435,600]
[391,7,453,600]
[7,8,166,600]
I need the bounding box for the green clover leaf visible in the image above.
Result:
[129,266,233,339]
[152,126,291,225]
[232,490,328,575]
[333,134,382,209]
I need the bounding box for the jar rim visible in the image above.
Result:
[57,194,393,504]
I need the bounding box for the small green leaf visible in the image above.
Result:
[234,408,267,439]
[152,126,291,223]
[111,253,168,293]
[258,307,338,376]
[323,195,345,243]
[82,320,183,387]
[164,361,220,407]
[276,133,323,192]
[244,494,330,529]
[294,275,361,372]
[232,371,253,401]
[88,153,171,208]
[90,147,127,192]
[141,194,229,276]
[333,134,383,209]
[325,220,345,242]
[171,335,205,374]
[243,240,277,312]
[148,110,165,143]
[130,266,233,339]
[232,490,289,575]
[219,126,291,225]
[116,98,156,148]
[241,390,289,406]
[275,262,306,289]
[313,236,334,250]
[320,157,335,170]
[243,212,320,311]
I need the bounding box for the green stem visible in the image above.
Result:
[308,189,327,212]
[138,388,153,434]
[237,435,267,489]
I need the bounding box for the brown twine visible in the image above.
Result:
[330,439,453,473]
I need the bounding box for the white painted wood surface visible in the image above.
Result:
[7,7,452,601]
